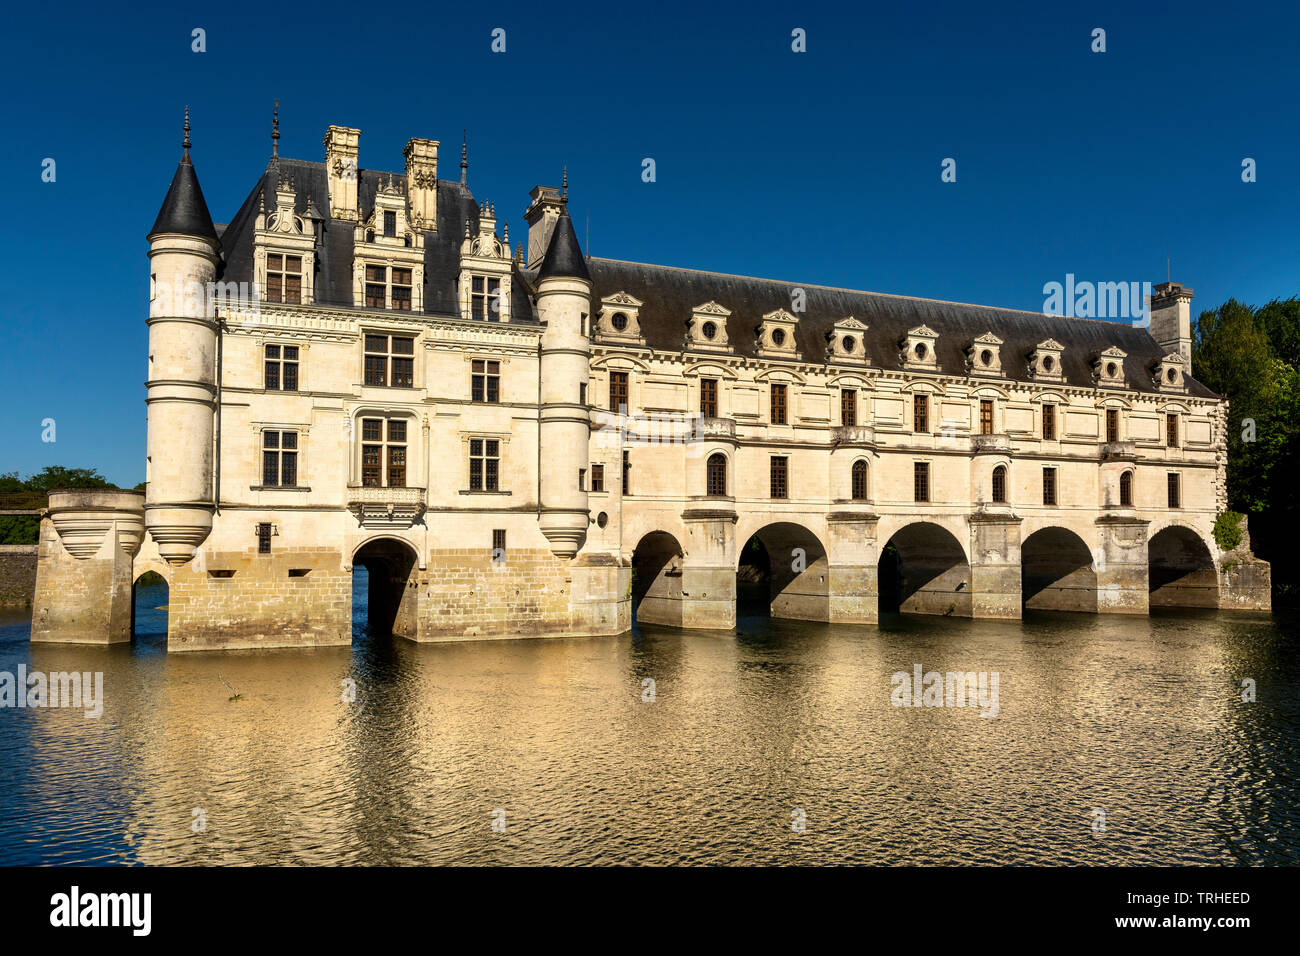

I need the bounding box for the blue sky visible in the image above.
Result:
[1,0,1296,486]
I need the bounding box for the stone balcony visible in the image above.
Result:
[831,424,876,447]
[971,433,1011,454]
[682,494,737,523]
[691,417,736,440]
[347,485,427,529]
[1101,441,1138,461]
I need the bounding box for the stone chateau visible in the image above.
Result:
[31,114,1270,650]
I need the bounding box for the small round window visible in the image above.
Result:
[1043,355,1055,372]
[1166,367,1177,383]
[772,328,786,347]
[1106,362,1118,377]
[596,512,608,529]
[611,312,628,332]
[702,321,717,341]
[842,335,856,353]
[980,349,993,366]
[914,342,927,360]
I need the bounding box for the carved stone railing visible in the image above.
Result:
[971,434,1011,454]
[347,485,427,529]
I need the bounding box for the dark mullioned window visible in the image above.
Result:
[980,399,994,435]
[262,430,298,487]
[609,371,629,414]
[264,344,299,391]
[706,453,727,497]
[1166,414,1179,448]
[700,378,718,418]
[1106,408,1119,444]
[364,334,414,388]
[770,457,788,499]
[914,395,929,434]
[770,384,788,425]
[851,460,868,500]
[992,465,1007,503]
[471,360,500,403]
[1120,470,1133,507]
[1043,404,1056,440]
[1167,473,1180,508]
[841,389,857,426]
[1043,467,1058,506]
[914,462,930,502]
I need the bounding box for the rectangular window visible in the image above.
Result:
[770,384,788,425]
[841,389,857,427]
[1166,414,1179,448]
[609,371,629,414]
[261,430,298,487]
[914,462,930,502]
[468,438,501,492]
[264,344,300,391]
[579,383,587,405]
[578,468,586,492]
[770,457,788,499]
[700,378,718,418]
[623,449,631,496]
[364,334,415,388]
[591,464,605,493]
[914,394,929,434]
[979,399,994,435]
[361,417,406,488]
[1106,408,1119,444]
[391,268,412,311]
[992,467,1006,504]
[265,253,303,305]
[1043,467,1058,506]
[1043,403,1056,440]
[471,359,501,403]
[365,265,387,308]
[257,522,272,555]
[383,210,397,238]
[492,529,506,558]
[1167,473,1181,508]
[471,275,502,320]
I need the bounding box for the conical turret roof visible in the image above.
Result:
[537,206,590,282]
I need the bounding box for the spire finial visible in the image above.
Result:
[271,99,280,159]
[562,165,568,203]
[460,130,468,185]
[182,106,192,154]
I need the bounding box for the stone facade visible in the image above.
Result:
[28,119,1270,649]
[0,545,38,608]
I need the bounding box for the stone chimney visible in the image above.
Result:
[323,125,361,221]
[1148,281,1194,366]
[524,185,564,269]
[404,137,439,230]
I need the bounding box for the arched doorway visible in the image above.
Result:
[631,531,685,627]
[131,570,169,645]
[1021,527,1097,612]
[1149,526,1219,608]
[736,522,829,621]
[879,522,970,617]
[352,538,419,640]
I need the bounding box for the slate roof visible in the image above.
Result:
[149,152,219,242]
[537,207,590,282]
[583,258,1216,398]
[215,158,537,322]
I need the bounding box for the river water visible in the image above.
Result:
[0,579,1296,865]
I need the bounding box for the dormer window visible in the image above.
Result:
[1027,338,1065,383]
[686,302,732,352]
[595,292,646,344]
[756,308,800,360]
[899,325,939,371]
[1092,347,1128,388]
[966,332,1003,377]
[1152,353,1188,392]
[383,210,397,238]
[471,275,502,320]
[827,317,870,365]
[365,265,386,308]
[266,254,302,304]
[611,312,628,331]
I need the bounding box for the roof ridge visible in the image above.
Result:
[586,256,1149,331]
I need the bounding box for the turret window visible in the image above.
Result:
[266,254,302,304]
[706,453,727,497]
[262,430,298,487]
[851,460,868,500]
[992,465,1007,503]
[364,334,415,388]
[264,344,299,391]
[1120,470,1134,507]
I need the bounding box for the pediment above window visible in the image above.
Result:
[1151,352,1188,392]
[596,292,646,344]
[686,301,732,353]
[1092,346,1128,388]
[826,316,869,365]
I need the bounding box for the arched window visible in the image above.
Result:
[1119,470,1133,507]
[991,465,1007,503]
[851,460,868,500]
[706,453,727,497]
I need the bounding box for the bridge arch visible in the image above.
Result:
[131,567,171,643]
[1021,526,1097,612]
[630,530,686,627]
[735,521,829,621]
[879,521,971,617]
[352,536,420,639]
[1149,524,1219,608]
